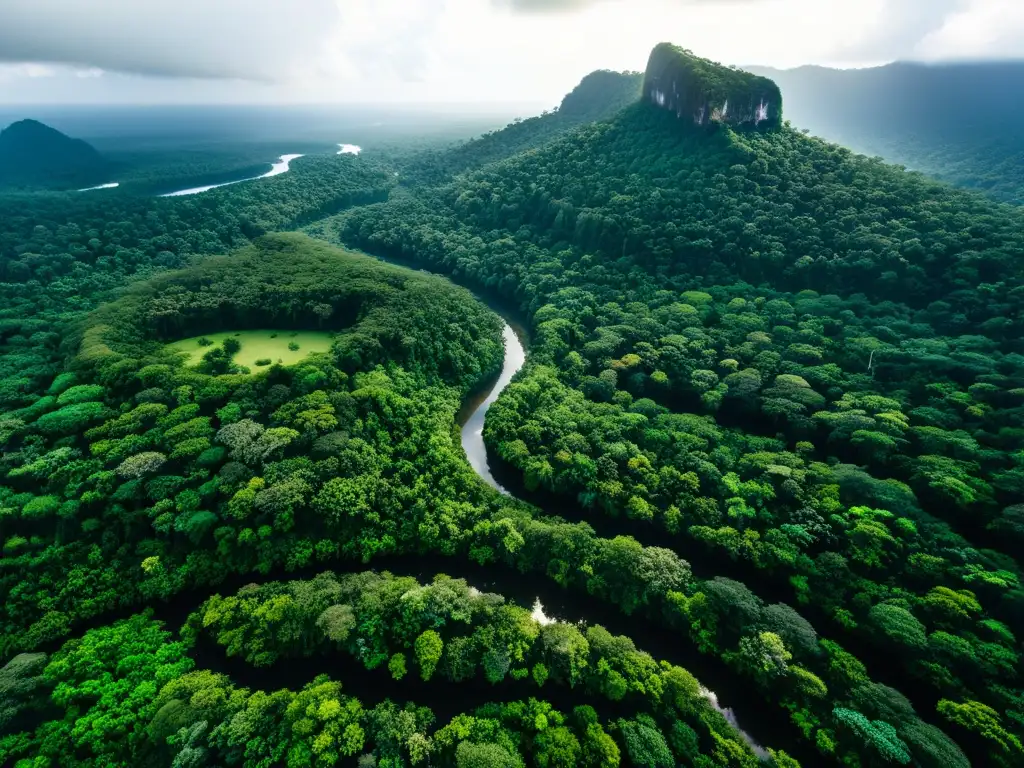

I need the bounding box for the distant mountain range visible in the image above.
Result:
[0,119,110,190]
[748,60,1024,203]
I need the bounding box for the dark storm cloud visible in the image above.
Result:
[0,0,341,80]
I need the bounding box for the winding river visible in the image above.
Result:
[458,323,526,493]
[77,182,119,192]
[437,278,770,759]
[159,153,304,197]
[35,253,773,759]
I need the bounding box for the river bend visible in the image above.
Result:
[419,268,769,758]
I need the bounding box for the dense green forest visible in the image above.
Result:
[0,153,393,418]
[398,70,642,187]
[749,62,1024,204]
[0,120,110,191]
[4,40,1024,767]
[320,59,1024,764]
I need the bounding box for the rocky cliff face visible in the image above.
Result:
[643,43,782,130]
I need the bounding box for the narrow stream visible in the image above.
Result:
[77,182,119,191]
[458,324,525,493]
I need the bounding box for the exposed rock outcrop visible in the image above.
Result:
[643,43,782,130]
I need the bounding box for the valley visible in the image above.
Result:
[1,34,1023,768]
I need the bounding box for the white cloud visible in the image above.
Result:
[0,0,1020,103]
[915,0,1024,60]
[828,0,966,63]
[0,0,344,80]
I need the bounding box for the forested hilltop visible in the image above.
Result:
[3,39,1024,768]
[398,69,642,186]
[321,43,1024,767]
[0,119,110,191]
[0,152,393,417]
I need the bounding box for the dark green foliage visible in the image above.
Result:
[74,232,502,392]
[557,70,644,121]
[0,119,109,190]
[318,62,1024,763]
[0,652,48,734]
[5,36,1024,768]
[616,714,674,767]
[0,152,392,413]
[752,61,1024,203]
[398,69,642,186]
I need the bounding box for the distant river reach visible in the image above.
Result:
[159,153,304,197]
[79,143,364,197]
[76,182,120,191]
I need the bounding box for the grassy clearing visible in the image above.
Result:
[166,330,334,371]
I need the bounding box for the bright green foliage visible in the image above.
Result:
[187,570,762,764]
[388,653,407,680]
[937,699,1024,767]
[56,384,105,405]
[35,615,193,766]
[167,330,333,371]
[455,741,521,768]
[5,41,1024,768]
[415,630,444,681]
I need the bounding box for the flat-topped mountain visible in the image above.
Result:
[644,43,782,130]
[0,119,109,189]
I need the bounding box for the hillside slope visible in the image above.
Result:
[399,69,642,185]
[749,61,1024,204]
[324,57,1024,766]
[0,119,110,190]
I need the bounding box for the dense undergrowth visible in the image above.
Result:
[4,50,1024,768]
[0,153,394,415]
[320,98,1024,765]
[1,232,795,767]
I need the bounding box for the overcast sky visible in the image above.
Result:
[0,0,1021,105]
